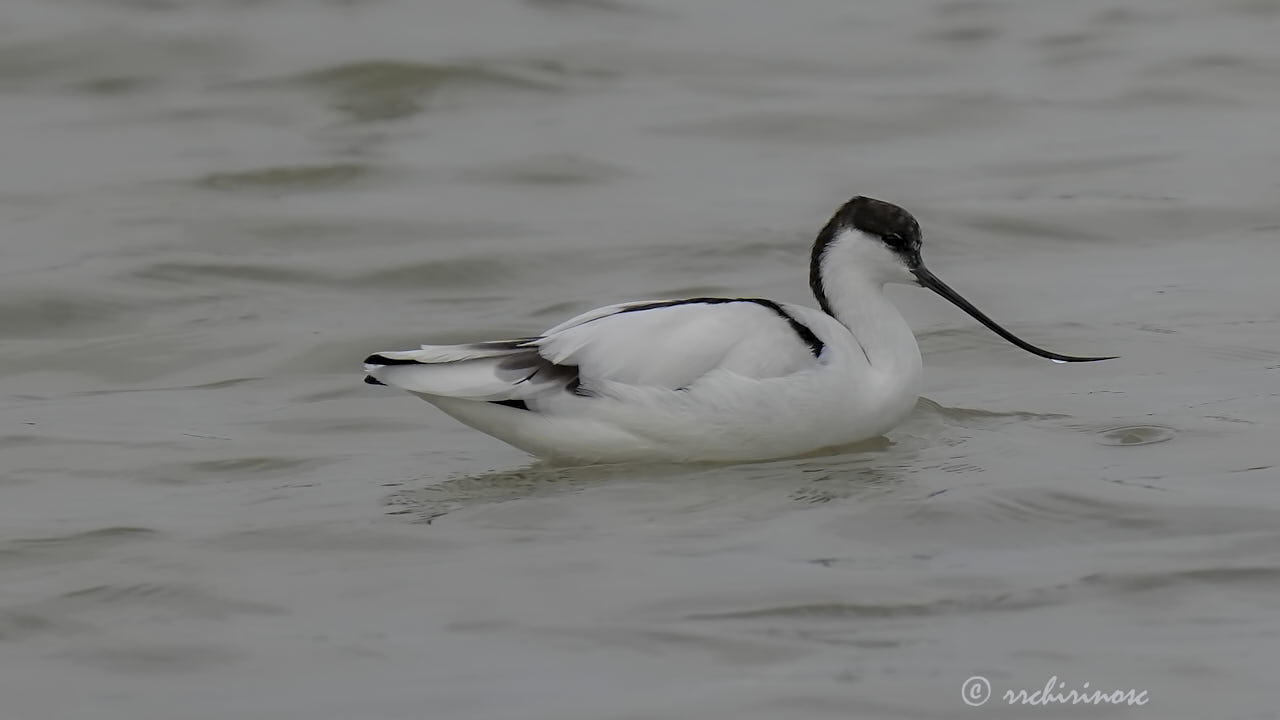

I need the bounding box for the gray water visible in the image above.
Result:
[3,0,1280,718]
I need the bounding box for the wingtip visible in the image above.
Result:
[364,375,386,386]
[1053,354,1119,364]
[363,353,422,366]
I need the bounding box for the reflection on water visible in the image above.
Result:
[390,399,1092,521]
[2,0,1280,717]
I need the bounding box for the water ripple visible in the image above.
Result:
[284,59,571,122]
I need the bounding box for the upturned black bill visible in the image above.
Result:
[911,267,1116,363]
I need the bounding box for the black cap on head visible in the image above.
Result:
[819,196,922,265]
[811,197,922,312]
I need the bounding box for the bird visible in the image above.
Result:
[363,196,1114,464]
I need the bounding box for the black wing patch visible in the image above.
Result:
[490,399,530,410]
[363,353,421,366]
[610,297,825,357]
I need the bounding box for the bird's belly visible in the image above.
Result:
[566,371,917,462]
[425,367,920,464]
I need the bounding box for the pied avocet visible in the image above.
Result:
[363,196,1113,463]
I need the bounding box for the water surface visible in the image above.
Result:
[2,0,1280,718]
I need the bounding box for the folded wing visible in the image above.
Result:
[364,298,824,404]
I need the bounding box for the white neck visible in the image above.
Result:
[813,233,922,378]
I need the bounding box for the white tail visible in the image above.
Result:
[363,340,577,402]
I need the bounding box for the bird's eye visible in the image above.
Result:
[884,233,904,247]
